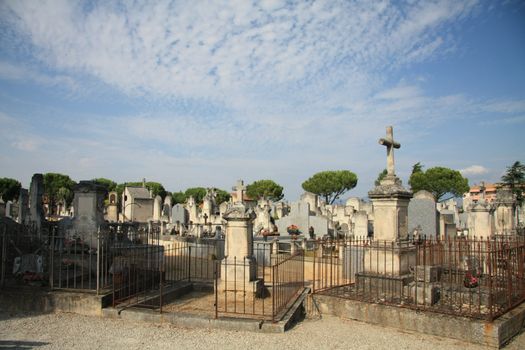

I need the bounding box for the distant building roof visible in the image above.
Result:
[126,186,151,199]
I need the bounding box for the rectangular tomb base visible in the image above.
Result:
[216,278,265,299]
[356,272,414,299]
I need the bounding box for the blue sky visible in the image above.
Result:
[0,0,524,201]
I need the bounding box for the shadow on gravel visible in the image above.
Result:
[0,340,49,349]
[0,311,52,323]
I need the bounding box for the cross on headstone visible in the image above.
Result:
[379,126,400,177]
[232,180,246,204]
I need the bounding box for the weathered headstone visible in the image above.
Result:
[162,195,172,221]
[17,188,29,224]
[353,210,368,237]
[171,203,187,225]
[408,190,438,239]
[186,196,198,223]
[153,195,162,221]
[72,181,107,247]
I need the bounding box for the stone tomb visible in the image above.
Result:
[357,126,416,295]
[217,199,263,296]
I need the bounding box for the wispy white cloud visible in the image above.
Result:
[0,0,479,105]
[460,165,490,176]
[3,0,523,199]
[0,61,77,90]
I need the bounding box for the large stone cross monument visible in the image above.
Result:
[368,126,412,242]
[365,126,414,276]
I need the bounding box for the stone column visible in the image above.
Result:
[494,188,515,235]
[29,173,45,237]
[367,178,414,275]
[17,188,29,224]
[217,201,262,294]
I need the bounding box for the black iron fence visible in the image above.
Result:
[312,236,525,321]
[0,221,45,287]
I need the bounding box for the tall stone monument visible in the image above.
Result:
[217,180,262,295]
[360,126,415,285]
[18,188,29,224]
[72,181,107,247]
[368,126,413,242]
[29,173,45,237]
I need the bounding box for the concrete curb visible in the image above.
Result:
[0,286,111,317]
[102,287,311,333]
[313,294,525,348]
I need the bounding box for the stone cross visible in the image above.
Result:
[233,180,246,203]
[379,126,400,177]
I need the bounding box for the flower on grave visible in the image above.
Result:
[287,224,300,235]
[463,271,479,288]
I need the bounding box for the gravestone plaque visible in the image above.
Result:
[408,190,438,238]
[171,204,187,225]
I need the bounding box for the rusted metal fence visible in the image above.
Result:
[311,236,525,321]
[111,238,224,310]
[215,243,305,322]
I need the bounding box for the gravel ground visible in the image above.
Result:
[0,311,524,350]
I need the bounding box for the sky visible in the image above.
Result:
[0,0,524,201]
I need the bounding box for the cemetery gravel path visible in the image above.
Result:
[1,311,524,350]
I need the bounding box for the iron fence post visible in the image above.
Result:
[96,228,100,295]
[49,232,54,289]
[1,224,6,288]
[214,260,218,319]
